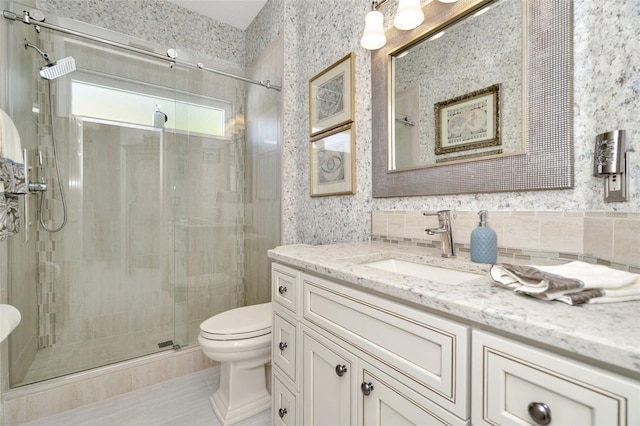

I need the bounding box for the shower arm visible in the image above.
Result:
[23,40,51,64]
[3,10,282,91]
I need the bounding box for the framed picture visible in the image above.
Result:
[309,53,354,137]
[434,84,500,155]
[310,124,355,197]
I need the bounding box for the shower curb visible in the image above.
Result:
[4,346,216,425]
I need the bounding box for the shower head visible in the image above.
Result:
[24,40,76,80]
[39,57,76,80]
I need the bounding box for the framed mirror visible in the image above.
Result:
[372,0,573,197]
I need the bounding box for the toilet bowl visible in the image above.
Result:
[198,302,272,425]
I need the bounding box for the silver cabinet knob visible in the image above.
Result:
[278,285,287,295]
[278,342,287,351]
[360,381,374,396]
[278,408,287,418]
[335,364,347,377]
[528,402,551,425]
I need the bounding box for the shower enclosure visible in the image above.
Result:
[4,2,281,387]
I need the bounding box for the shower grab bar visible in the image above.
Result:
[3,9,282,91]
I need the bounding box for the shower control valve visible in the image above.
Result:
[28,182,47,192]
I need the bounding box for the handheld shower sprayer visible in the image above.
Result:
[23,39,74,232]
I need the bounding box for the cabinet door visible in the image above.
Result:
[303,328,358,426]
[360,363,468,426]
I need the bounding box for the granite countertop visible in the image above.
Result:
[268,241,640,377]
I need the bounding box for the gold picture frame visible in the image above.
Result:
[310,124,355,197]
[435,84,500,155]
[309,53,355,137]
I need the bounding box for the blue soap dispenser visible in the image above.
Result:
[470,210,497,264]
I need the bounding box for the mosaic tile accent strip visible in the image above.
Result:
[371,210,640,272]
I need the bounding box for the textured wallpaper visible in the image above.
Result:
[278,0,640,245]
[37,0,246,69]
[26,0,640,246]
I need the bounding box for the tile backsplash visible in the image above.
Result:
[371,210,640,272]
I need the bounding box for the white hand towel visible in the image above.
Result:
[490,261,640,305]
[0,108,24,165]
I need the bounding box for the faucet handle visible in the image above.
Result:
[423,210,456,219]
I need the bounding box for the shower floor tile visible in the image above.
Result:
[18,329,174,386]
[19,367,270,426]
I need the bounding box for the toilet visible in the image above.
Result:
[198,302,272,425]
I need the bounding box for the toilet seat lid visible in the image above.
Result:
[200,302,272,339]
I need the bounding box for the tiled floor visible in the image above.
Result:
[21,367,271,426]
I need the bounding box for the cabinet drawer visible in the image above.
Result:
[272,263,301,316]
[273,371,299,426]
[273,312,298,384]
[302,273,470,419]
[472,330,640,426]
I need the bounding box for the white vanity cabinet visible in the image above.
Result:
[272,262,471,425]
[471,330,640,426]
[270,237,640,426]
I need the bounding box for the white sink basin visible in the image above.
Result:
[363,258,483,284]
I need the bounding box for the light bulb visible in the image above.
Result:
[394,0,424,31]
[361,10,386,50]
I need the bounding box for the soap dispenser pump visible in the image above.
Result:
[470,210,497,264]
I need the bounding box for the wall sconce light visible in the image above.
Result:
[360,1,387,50]
[394,0,424,30]
[361,0,459,50]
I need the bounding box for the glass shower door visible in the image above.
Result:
[7,6,187,386]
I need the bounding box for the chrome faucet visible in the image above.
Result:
[424,210,455,258]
